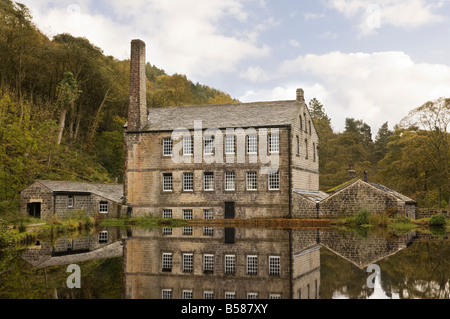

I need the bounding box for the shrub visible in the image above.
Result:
[355,209,370,226]
[429,213,446,227]
[369,213,389,227]
[392,215,412,224]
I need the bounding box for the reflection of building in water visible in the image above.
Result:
[21,227,126,269]
[123,226,417,299]
[123,227,321,299]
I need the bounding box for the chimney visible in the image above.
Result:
[296,88,305,103]
[128,39,147,131]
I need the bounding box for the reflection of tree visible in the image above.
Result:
[379,240,450,299]
[320,247,372,299]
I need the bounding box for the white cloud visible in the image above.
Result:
[19,0,271,77]
[276,51,450,132]
[289,39,301,47]
[328,0,446,36]
[239,66,271,83]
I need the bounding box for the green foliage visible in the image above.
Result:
[355,209,370,226]
[429,213,446,226]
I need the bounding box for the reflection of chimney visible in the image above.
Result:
[296,88,305,103]
[128,39,147,131]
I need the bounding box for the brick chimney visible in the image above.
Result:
[127,39,147,131]
[296,88,305,103]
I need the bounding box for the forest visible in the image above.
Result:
[0,0,448,215]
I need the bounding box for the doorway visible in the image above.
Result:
[27,202,41,219]
[225,202,235,219]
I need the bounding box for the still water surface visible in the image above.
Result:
[1,225,449,299]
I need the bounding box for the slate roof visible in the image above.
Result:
[37,180,123,203]
[139,100,302,131]
[369,183,416,204]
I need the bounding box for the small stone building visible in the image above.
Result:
[20,180,124,220]
[292,179,417,219]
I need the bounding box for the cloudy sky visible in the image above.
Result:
[19,0,450,133]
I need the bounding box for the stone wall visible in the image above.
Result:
[20,182,54,220]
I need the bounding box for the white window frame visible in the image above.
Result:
[203,227,214,236]
[182,290,193,299]
[162,228,172,235]
[225,135,235,154]
[99,201,108,214]
[204,135,215,155]
[183,253,194,273]
[269,256,281,276]
[162,253,172,272]
[246,171,257,191]
[162,289,172,299]
[98,231,108,243]
[269,133,280,153]
[183,209,193,220]
[268,171,280,190]
[247,292,258,299]
[225,292,236,299]
[163,138,173,156]
[203,291,214,299]
[225,255,236,274]
[183,136,193,156]
[203,172,214,191]
[68,195,74,208]
[203,254,214,274]
[246,255,258,275]
[203,209,213,220]
[163,173,173,191]
[183,172,194,191]
[225,172,235,191]
[162,209,172,219]
[182,226,193,236]
[247,134,257,154]
[269,294,281,299]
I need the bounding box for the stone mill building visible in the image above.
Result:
[124,40,320,219]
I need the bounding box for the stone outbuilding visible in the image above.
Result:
[292,179,417,219]
[20,180,124,220]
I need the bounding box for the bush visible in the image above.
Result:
[429,213,446,226]
[369,213,389,227]
[392,215,412,224]
[355,209,370,225]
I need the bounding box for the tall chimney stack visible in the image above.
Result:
[128,39,147,131]
[296,88,305,103]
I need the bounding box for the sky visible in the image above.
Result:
[18,0,450,133]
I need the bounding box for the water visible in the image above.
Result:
[1,225,449,299]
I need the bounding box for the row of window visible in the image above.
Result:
[162,171,280,192]
[162,289,281,299]
[296,136,317,161]
[161,253,281,276]
[163,133,280,156]
[299,113,313,136]
[67,195,108,213]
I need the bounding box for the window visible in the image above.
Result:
[98,231,108,243]
[309,120,312,135]
[182,226,193,236]
[225,255,236,274]
[204,135,214,155]
[183,209,193,220]
[305,139,309,159]
[299,116,303,131]
[183,172,194,191]
[269,256,281,276]
[225,135,235,154]
[203,291,214,299]
[225,292,236,299]
[303,113,307,133]
[162,209,172,219]
[163,138,173,156]
[203,227,213,236]
[163,173,173,191]
[246,171,257,191]
[68,195,74,208]
[268,171,280,190]
[183,136,193,156]
[247,292,258,299]
[162,253,172,272]
[182,290,193,299]
[247,134,257,154]
[162,228,172,235]
[269,294,281,299]
[162,289,172,299]
[203,172,214,191]
[268,133,279,153]
[313,142,316,162]
[203,209,213,220]
[203,254,214,274]
[225,172,235,191]
[296,136,300,155]
[246,255,258,275]
[183,253,193,273]
[99,201,108,213]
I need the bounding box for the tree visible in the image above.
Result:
[55,72,81,145]
[374,122,393,163]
